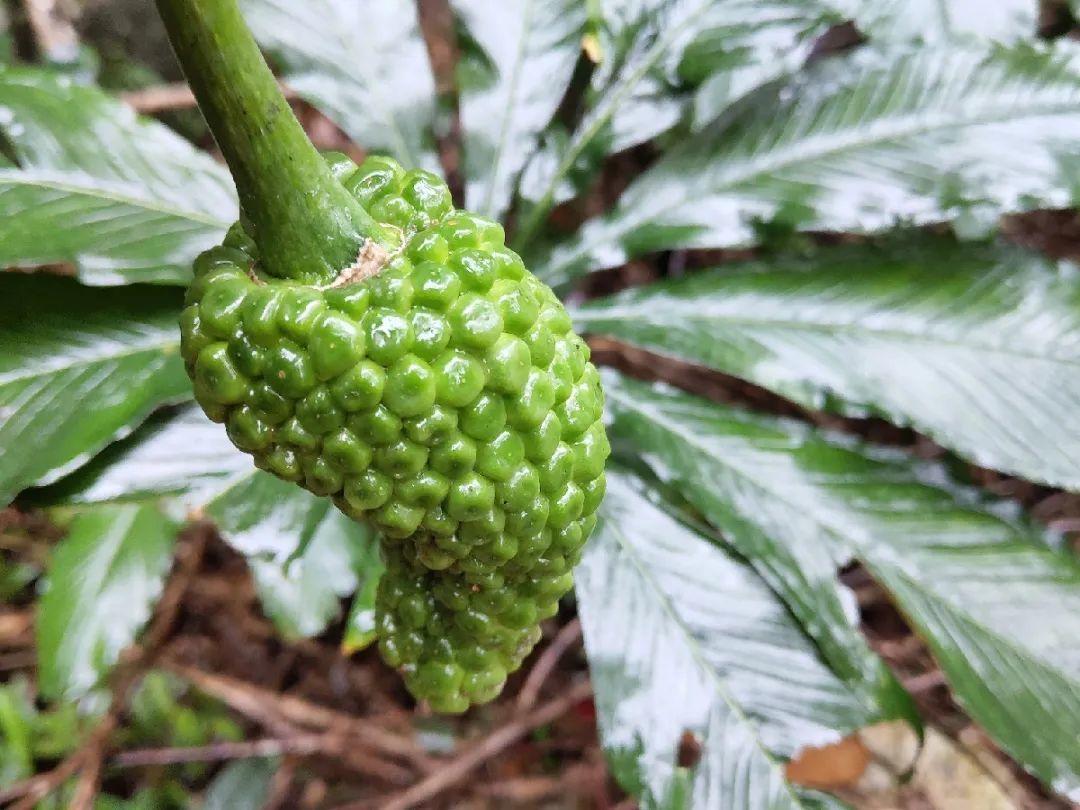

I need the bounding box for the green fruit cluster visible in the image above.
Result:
[179,154,608,711]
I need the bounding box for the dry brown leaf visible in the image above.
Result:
[787,735,873,790]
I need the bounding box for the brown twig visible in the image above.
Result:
[516,619,582,712]
[20,0,77,61]
[344,678,593,810]
[112,721,411,784]
[0,611,33,645]
[164,662,433,771]
[69,742,104,810]
[122,81,299,114]
[902,669,947,694]
[0,651,37,672]
[114,735,333,767]
[474,762,601,801]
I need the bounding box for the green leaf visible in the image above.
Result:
[202,758,278,810]
[538,42,1080,286]
[0,274,189,506]
[519,0,847,247]
[0,67,235,285]
[849,0,1037,45]
[606,373,1080,799]
[37,503,176,701]
[580,468,881,808]
[342,550,384,654]
[35,405,248,510]
[241,0,438,171]
[206,472,380,639]
[0,680,34,787]
[0,677,88,787]
[519,0,1040,238]
[603,375,907,718]
[0,558,37,601]
[244,505,380,640]
[577,236,1080,489]
[39,406,382,641]
[453,0,587,220]
[685,0,845,129]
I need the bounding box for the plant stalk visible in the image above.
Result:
[156,0,393,284]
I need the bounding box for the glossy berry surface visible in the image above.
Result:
[180,154,608,712]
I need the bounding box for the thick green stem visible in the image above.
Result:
[156,0,393,284]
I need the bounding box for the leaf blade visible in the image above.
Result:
[454,0,587,219]
[202,758,278,810]
[242,0,438,170]
[518,0,849,248]
[577,236,1080,488]
[581,468,879,808]
[37,503,176,700]
[201,450,382,640]
[539,42,1080,286]
[0,68,235,285]
[848,0,1037,45]
[242,498,381,640]
[606,372,1080,798]
[36,405,382,641]
[0,274,189,505]
[34,405,249,509]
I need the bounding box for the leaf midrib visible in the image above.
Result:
[611,387,1078,684]
[878,561,1080,702]
[0,334,179,386]
[476,0,536,216]
[525,0,712,224]
[578,302,1080,366]
[599,512,813,808]
[568,59,1080,263]
[0,170,232,228]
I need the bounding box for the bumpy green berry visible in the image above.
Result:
[180,154,608,712]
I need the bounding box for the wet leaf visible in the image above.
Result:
[35,405,248,511]
[607,372,1080,799]
[851,0,1037,44]
[242,0,438,170]
[38,406,381,641]
[243,505,380,640]
[602,375,906,713]
[578,236,1080,489]
[579,469,872,808]
[539,42,1080,286]
[206,472,380,639]
[453,0,586,219]
[0,68,235,285]
[517,0,848,249]
[343,544,385,653]
[37,503,176,700]
[0,274,189,506]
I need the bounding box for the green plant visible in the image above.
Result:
[2,0,1079,806]
[161,0,607,711]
